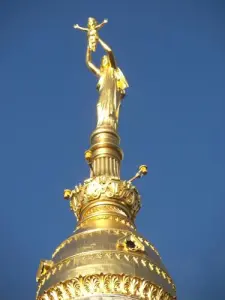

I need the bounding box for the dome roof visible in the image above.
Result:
[37,217,176,299]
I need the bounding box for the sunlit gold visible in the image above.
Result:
[38,274,174,300]
[36,260,53,282]
[129,164,148,183]
[74,17,108,52]
[85,37,129,130]
[139,164,148,175]
[63,189,72,200]
[117,234,145,252]
[84,149,92,162]
[36,17,176,300]
[75,18,129,131]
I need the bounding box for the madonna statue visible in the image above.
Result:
[85,37,128,131]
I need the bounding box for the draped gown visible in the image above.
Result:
[96,66,126,130]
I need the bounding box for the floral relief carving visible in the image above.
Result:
[37,273,175,300]
[65,176,141,221]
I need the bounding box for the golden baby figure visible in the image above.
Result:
[74,17,108,52]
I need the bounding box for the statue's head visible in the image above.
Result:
[100,55,111,70]
[88,17,97,28]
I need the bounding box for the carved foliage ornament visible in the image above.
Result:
[67,176,141,221]
[37,273,174,300]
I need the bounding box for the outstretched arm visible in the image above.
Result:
[86,47,100,77]
[95,19,108,30]
[98,38,117,69]
[73,24,88,31]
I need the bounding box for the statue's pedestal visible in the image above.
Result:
[90,127,123,178]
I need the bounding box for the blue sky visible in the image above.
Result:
[0,0,224,299]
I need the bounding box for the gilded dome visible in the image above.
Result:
[48,230,173,290]
[37,194,176,299]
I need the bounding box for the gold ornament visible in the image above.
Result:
[37,273,174,300]
[36,17,176,300]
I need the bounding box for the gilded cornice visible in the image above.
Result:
[37,273,174,300]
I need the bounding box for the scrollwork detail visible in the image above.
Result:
[66,176,141,221]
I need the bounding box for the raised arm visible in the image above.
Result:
[95,19,108,30]
[86,47,100,77]
[73,24,88,31]
[98,38,117,69]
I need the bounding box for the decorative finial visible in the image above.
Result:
[84,149,95,175]
[63,189,73,200]
[128,165,148,183]
[84,149,92,164]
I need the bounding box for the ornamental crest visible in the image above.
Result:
[64,176,141,221]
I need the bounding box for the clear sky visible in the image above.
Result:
[0,0,224,299]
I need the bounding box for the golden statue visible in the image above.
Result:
[74,18,129,131]
[74,17,108,52]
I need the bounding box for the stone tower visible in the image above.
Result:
[36,18,176,300]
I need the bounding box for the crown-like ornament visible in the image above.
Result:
[64,176,142,222]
